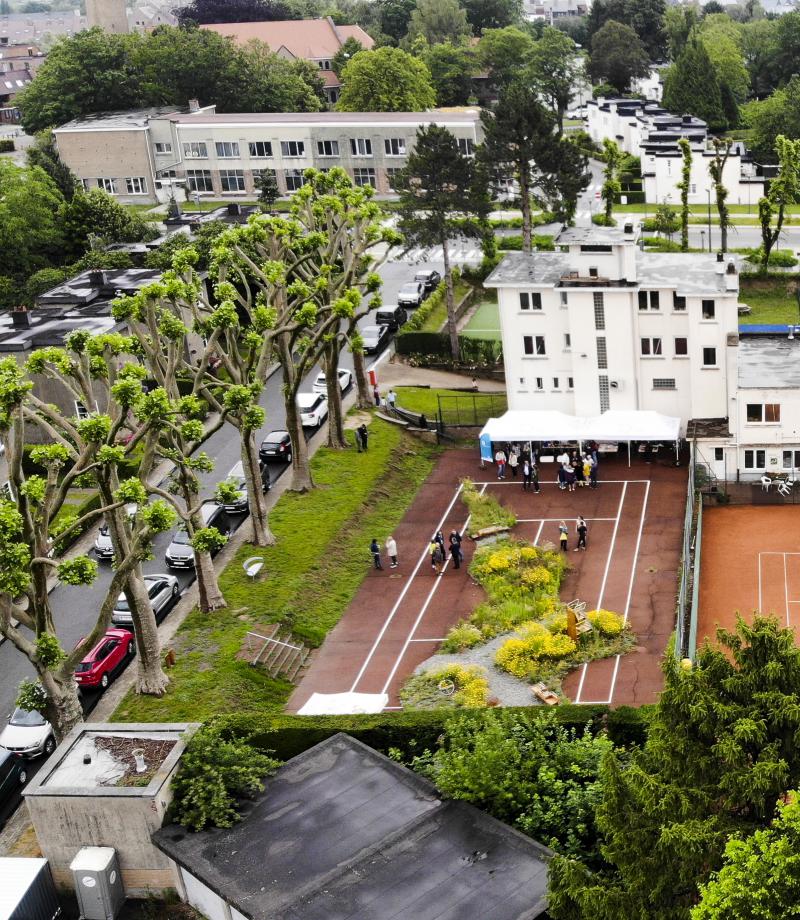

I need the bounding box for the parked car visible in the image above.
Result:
[297,392,328,428]
[111,573,180,627]
[94,503,138,561]
[374,305,407,332]
[0,749,27,804]
[361,324,391,355]
[312,369,353,395]
[0,708,55,759]
[165,502,230,569]
[414,270,441,293]
[259,430,292,464]
[398,281,426,307]
[74,628,135,691]
[220,460,270,514]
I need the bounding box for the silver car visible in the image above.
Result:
[111,573,180,627]
[94,503,138,561]
[312,369,353,395]
[0,708,56,759]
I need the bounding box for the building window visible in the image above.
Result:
[215,142,239,158]
[593,292,605,329]
[641,337,662,356]
[783,450,800,469]
[186,170,213,192]
[589,266,599,278]
[219,169,246,192]
[747,403,781,423]
[567,377,574,389]
[249,141,273,158]
[535,377,544,390]
[281,141,305,158]
[251,167,276,185]
[598,375,610,412]
[98,177,117,194]
[284,169,306,191]
[519,292,542,310]
[638,290,647,310]
[638,290,660,309]
[384,138,406,156]
[715,448,724,461]
[457,138,475,156]
[673,294,686,311]
[702,299,716,319]
[353,167,376,188]
[154,142,172,155]
[183,142,208,159]
[703,346,717,366]
[690,183,696,194]
[652,378,676,390]
[553,377,560,389]
[560,291,568,306]
[350,138,373,156]
[674,336,688,356]
[596,336,607,369]
[316,140,339,157]
[386,168,402,187]
[523,335,546,355]
[125,177,146,195]
[581,244,613,253]
[745,449,765,469]
[564,333,571,349]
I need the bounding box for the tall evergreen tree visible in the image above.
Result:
[663,37,727,132]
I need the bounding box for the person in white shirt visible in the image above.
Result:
[386,535,398,568]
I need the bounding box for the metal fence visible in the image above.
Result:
[436,392,508,429]
[699,478,800,505]
[676,448,702,660]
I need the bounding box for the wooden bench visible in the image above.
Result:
[532,682,559,706]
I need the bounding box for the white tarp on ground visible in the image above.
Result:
[297,692,389,715]
[480,409,681,444]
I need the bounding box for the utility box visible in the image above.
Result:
[0,857,61,920]
[70,848,124,920]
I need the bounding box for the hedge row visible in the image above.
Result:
[0,139,14,153]
[222,703,654,761]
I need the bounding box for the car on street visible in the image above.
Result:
[0,749,27,803]
[165,502,230,569]
[414,269,441,293]
[374,306,407,332]
[259,430,292,464]
[94,503,138,561]
[74,628,135,691]
[361,324,391,355]
[111,573,180,627]
[220,460,270,515]
[0,708,55,759]
[398,281,426,308]
[297,392,328,428]
[312,369,353,395]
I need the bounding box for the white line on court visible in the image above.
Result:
[575,482,627,704]
[476,479,649,486]
[758,552,763,613]
[590,479,652,706]
[785,554,791,627]
[409,638,447,643]
[349,481,466,693]
[516,517,617,523]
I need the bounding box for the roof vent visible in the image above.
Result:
[89,270,106,287]
[188,97,200,113]
[716,251,724,262]
[623,221,635,238]
[726,260,737,274]
[11,305,31,329]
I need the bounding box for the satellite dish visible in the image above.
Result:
[243,556,264,580]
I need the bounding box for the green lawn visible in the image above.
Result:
[462,299,501,341]
[111,419,439,723]
[739,277,800,325]
[615,203,786,215]
[418,279,471,332]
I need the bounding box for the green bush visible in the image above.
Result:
[402,274,453,332]
[51,491,101,555]
[394,330,449,357]
[496,234,555,251]
[740,247,798,267]
[616,190,645,204]
[592,213,617,226]
[0,139,14,153]
[642,236,684,252]
[461,254,501,282]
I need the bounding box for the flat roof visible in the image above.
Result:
[557,225,638,245]
[167,110,480,126]
[153,733,552,920]
[738,335,800,388]
[485,251,568,286]
[54,106,182,131]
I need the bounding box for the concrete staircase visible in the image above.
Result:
[249,623,312,682]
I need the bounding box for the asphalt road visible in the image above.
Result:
[0,253,452,777]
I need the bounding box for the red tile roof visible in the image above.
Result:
[200,17,373,61]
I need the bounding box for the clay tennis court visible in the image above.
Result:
[288,449,687,713]
[698,505,800,643]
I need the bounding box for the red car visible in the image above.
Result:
[74,628,135,690]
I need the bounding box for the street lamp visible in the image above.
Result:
[700,229,706,252]
[707,189,712,252]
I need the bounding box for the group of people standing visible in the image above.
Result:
[558,516,588,552]
[369,530,464,574]
[493,442,599,492]
[493,445,541,493]
[556,448,599,491]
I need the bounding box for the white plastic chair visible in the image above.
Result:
[761,476,772,492]
[777,480,792,497]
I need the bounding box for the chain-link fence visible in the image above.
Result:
[436,392,508,429]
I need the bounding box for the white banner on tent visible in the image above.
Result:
[297,692,389,716]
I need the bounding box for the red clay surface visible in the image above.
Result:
[699,505,800,643]
[287,450,687,712]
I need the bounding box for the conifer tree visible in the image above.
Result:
[663,37,727,132]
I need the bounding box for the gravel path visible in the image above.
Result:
[413,635,542,707]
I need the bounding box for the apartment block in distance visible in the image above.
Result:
[53,107,482,203]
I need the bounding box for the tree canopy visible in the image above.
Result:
[663,37,727,132]
[460,0,522,34]
[589,20,650,94]
[423,42,476,106]
[336,46,436,111]
[406,0,472,46]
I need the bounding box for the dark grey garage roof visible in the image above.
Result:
[153,733,552,920]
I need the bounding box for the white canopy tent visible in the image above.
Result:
[480,409,682,466]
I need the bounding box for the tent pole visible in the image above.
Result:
[627,440,631,467]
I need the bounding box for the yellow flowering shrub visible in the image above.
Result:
[441,621,484,652]
[521,568,553,590]
[495,622,578,678]
[399,663,490,709]
[587,609,625,636]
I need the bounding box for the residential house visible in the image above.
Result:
[0,36,45,119]
[200,17,374,105]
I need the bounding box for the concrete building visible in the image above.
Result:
[54,107,482,203]
[86,0,129,34]
[483,224,800,481]
[200,18,375,105]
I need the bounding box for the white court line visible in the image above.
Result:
[409,638,447,643]
[476,479,649,486]
[379,485,481,696]
[785,553,791,628]
[758,552,763,612]
[575,482,627,704]
[592,480,652,706]
[516,517,617,523]
[349,482,465,693]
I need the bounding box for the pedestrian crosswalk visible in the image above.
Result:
[392,246,483,264]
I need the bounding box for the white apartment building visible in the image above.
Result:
[484,224,800,481]
[53,107,482,204]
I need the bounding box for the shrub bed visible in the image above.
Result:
[460,477,517,534]
[399,663,492,709]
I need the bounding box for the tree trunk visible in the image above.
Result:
[353,349,372,409]
[442,239,459,360]
[242,429,275,546]
[325,348,347,450]
[124,568,170,695]
[286,392,314,492]
[520,171,533,253]
[195,549,226,611]
[41,669,84,742]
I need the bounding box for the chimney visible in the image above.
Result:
[188,98,200,113]
[226,202,241,217]
[623,221,635,239]
[89,269,106,288]
[725,261,738,291]
[11,305,31,329]
[682,114,692,124]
